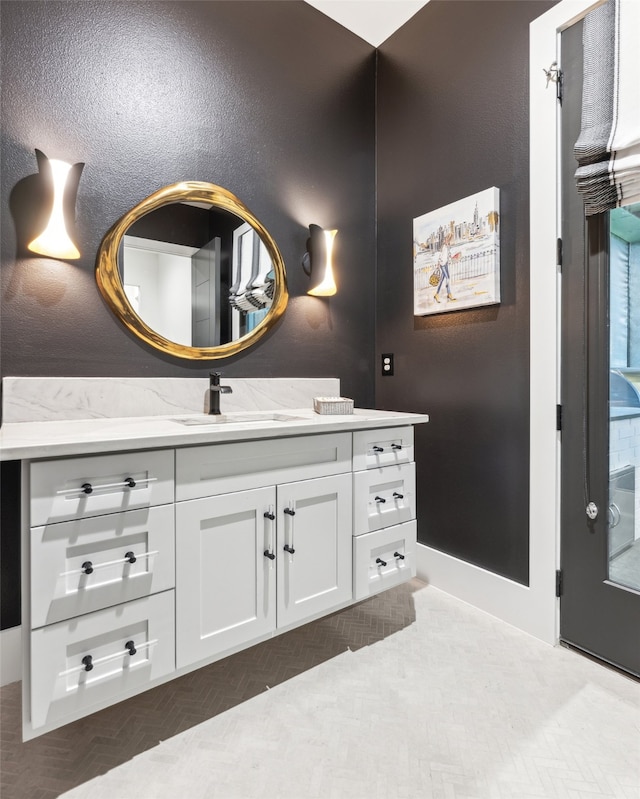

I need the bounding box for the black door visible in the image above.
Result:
[560,20,640,677]
[191,237,221,347]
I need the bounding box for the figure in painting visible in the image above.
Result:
[434,231,456,303]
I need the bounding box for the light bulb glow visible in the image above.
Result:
[307,228,337,296]
[28,158,80,259]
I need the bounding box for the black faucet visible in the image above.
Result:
[209,372,233,415]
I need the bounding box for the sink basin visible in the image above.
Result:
[171,412,306,426]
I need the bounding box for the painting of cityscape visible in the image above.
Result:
[413,187,500,316]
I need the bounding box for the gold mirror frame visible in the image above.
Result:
[96,181,288,360]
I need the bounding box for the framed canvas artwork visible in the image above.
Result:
[413,187,500,316]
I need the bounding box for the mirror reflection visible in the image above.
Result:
[95,181,288,361]
[120,203,275,348]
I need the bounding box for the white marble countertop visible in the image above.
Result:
[0,408,429,461]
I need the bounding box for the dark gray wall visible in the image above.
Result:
[0,0,375,630]
[376,0,556,584]
[1,0,376,404]
[1,0,557,629]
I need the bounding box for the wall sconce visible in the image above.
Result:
[303,224,337,296]
[27,149,83,259]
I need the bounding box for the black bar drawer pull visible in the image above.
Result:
[284,507,296,516]
[264,550,276,560]
[264,511,275,520]
[393,492,404,500]
[56,477,157,497]
[63,550,158,578]
[375,557,387,567]
[61,638,159,678]
[391,443,403,450]
[374,496,386,503]
[283,544,295,555]
[394,551,405,560]
[372,446,384,453]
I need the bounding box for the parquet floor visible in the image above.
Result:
[1,580,638,799]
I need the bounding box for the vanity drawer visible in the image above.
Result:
[31,449,174,526]
[29,590,175,731]
[352,426,414,471]
[353,521,416,600]
[176,433,352,501]
[30,505,175,628]
[353,462,416,535]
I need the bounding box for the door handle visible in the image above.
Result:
[284,502,295,555]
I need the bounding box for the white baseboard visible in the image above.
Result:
[416,543,556,645]
[0,626,21,686]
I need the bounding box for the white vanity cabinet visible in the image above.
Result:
[175,436,353,669]
[18,422,422,740]
[352,427,417,599]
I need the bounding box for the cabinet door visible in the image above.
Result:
[277,473,352,629]
[176,486,277,669]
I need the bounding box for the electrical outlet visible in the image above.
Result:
[381,353,394,376]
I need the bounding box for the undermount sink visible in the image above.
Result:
[171,412,306,426]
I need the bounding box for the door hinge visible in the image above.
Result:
[556,404,562,432]
[556,68,563,103]
[557,237,563,269]
[555,569,563,597]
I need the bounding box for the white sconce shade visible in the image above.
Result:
[307,228,338,297]
[28,156,81,259]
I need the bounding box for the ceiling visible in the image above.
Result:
[304,0,430,47]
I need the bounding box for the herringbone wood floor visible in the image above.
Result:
[1,580,638,799]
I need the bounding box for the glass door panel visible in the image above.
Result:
[608,203,640,594]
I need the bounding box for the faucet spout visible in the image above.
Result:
[208,372,233,415]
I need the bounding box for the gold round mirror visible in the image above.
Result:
[96,181,288,360]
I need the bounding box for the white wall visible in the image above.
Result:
[124,249,192,345]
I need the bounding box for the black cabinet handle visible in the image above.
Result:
[374,496,386,503]
[392,443,402,450]
[124,551,137,564]
[81,561,94,575]
[375,557,387,567]
[81,482,93,495]
[82,655,94,672]
[125,640,137,656]
[284,544,295,555]
[372,446,384,453]
[284,508,296,516]
[393,492,404,500]
[264,550,276,560]
[264,511,275,520]
[125,477,136,488]
[394,551,405,560]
